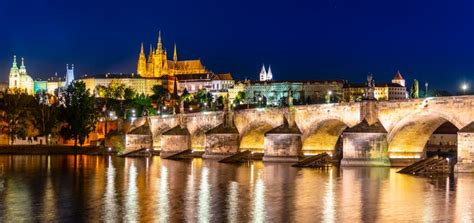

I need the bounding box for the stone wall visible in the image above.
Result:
[263,134,302,162]
[203,133,240,159]
[456,132,474,172]
[341,132,390,166]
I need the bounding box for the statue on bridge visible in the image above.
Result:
[364,73,376,100]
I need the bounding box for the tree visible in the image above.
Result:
[195,89,207,104]
[128,93,155,116]
[0,90,34,144]
[233,91,246,104]
[33,92,60,144]
[124,87,136,100]
[410,79,419,99]
[151,85,168,105]
[61,81,98,151]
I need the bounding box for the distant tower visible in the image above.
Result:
[259,64,267,81]
[65,64,75,86]
[392,70,405,87]
[267,65,273,81]
[137,43,147,76]
[146,44,154,76]
[9,55,20,89]
[173,43,178,62]
[19,57,27,75]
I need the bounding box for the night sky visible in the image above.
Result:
[0,0,473,92]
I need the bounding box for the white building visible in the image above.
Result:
[9,56,34,95]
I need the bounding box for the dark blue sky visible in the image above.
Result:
[0,0,473,91]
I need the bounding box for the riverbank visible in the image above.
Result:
[0,145,114,155]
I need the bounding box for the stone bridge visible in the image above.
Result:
[135,96,474,171]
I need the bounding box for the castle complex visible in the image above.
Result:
[137,32,207,77]
[8,56,74,95]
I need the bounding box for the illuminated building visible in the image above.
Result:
[137,32,207,77]
[259,64,273,81]
[342,71,408,102]
[78,73,162,96]
[175,73,234,96]
[9,56,34,95]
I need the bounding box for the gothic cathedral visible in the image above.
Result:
[137,32,207,77]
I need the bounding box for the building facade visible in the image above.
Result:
[78,73,163,97]
[137,32,207,78]
[343,71,408,102]
[9,56,34,95]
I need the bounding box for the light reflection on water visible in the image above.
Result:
[0,155,473,222]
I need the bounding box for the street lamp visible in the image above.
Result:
[327,90,333,103]
[461,83,469,95]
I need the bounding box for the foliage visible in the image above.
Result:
[60,81,98,150]
[233,91,246,104]
[124,87,136,100]
[195,89,207,104]
[151,85,169,105]
[32,92,60,144]
[0,90,36,144]
[410,79,419,99]
[128,93,156,116]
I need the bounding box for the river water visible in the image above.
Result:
[0,155,472,222]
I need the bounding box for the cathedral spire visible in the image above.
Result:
[137,43,147,76]
[140,42,145,56]
[173,42,178,62]
[148,44,154,62]
[259,64,267,81]
[157,31,163,53]
[267,65,273,81]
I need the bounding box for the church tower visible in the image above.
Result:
[259,64,267,81]
[9,55,20,89]
[267,65,273,81]
[137,43,147,76]
[146,44,154,76]
[392,70,405,87]
[65,64,75,86]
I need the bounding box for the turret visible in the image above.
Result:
[259,64,267,81]
[392,70,405,87]
[137,43,147,76]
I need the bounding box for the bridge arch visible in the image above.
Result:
[190,124,214,151]
[387,110,462,157]
[239,120,279,152]
[301,118,349,155]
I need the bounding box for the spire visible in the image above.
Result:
[267,65,273,81]
[12,55,18,68]
[137,43,147,75]
[140,42,145,56]
[147,45,154,62]
[173,42,178,61]
[20,57,25,69]
[259,64,267,81]
[157,31,163,53]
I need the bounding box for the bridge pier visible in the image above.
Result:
[160,125,191,158]
[455,123,474,172]
[341,120,391,166]
[263,118,303,162]
[203,123,240,159]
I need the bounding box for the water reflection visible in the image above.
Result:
[0,155,473,222]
